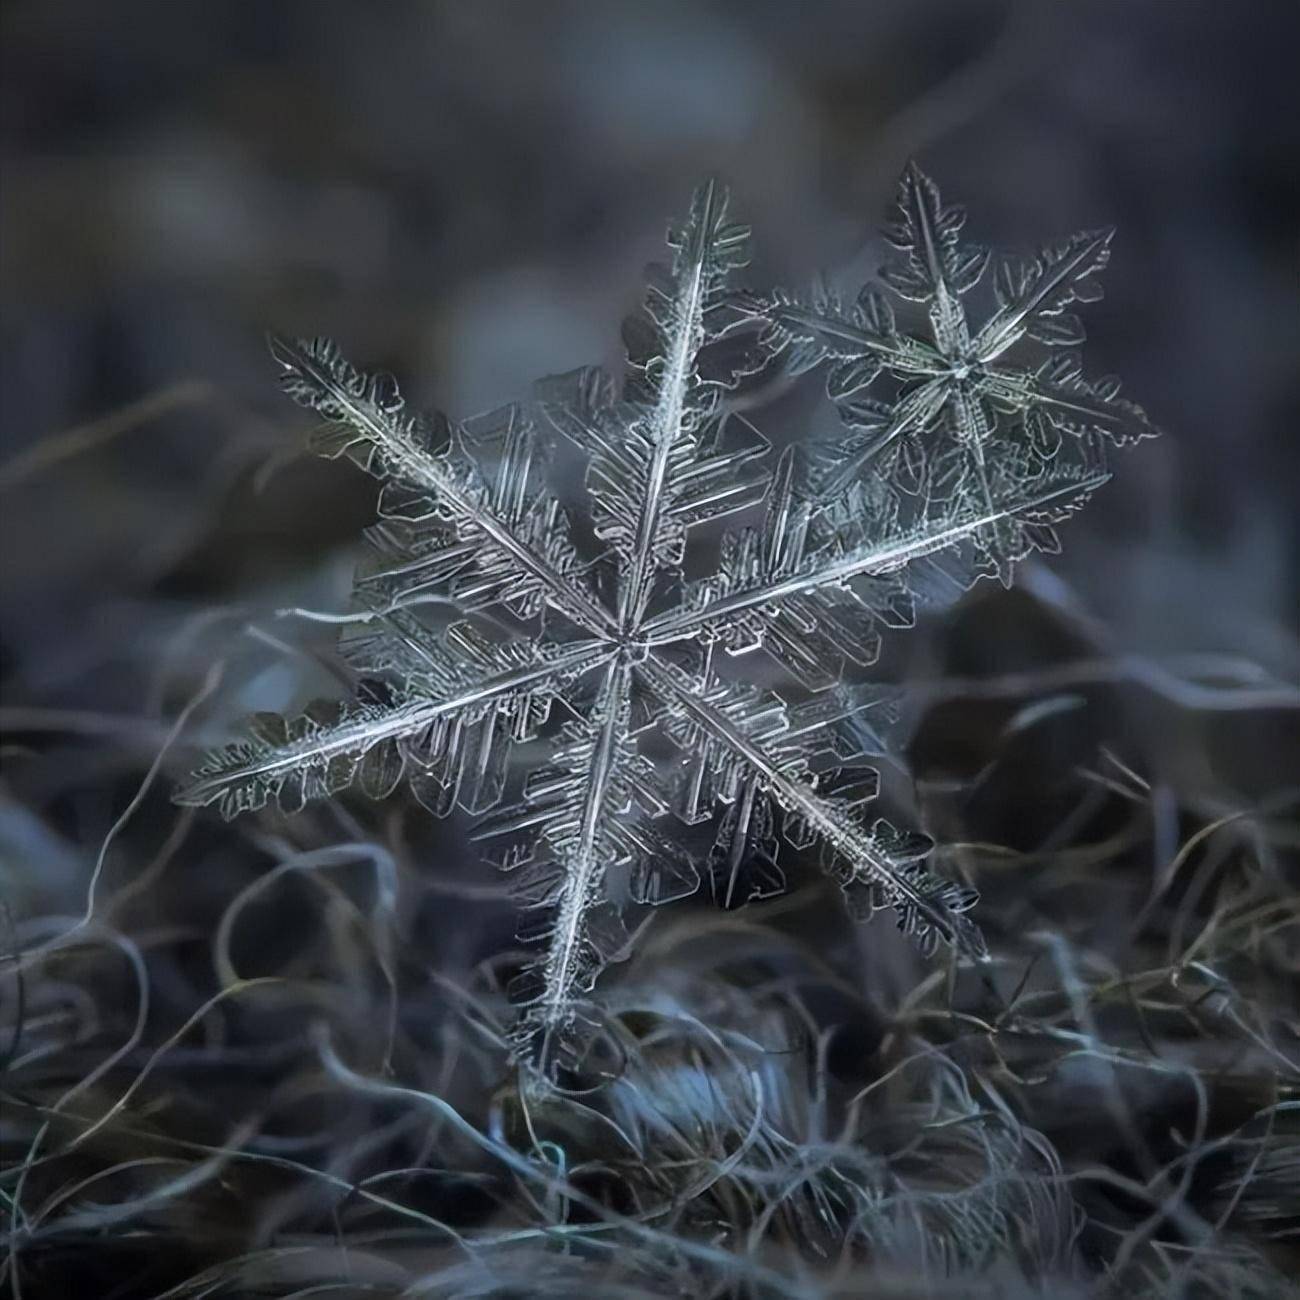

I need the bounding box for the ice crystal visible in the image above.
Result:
[747,163,1158,580]
[177,171,1151,1072]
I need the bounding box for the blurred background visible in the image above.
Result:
[2,2,1298,1296]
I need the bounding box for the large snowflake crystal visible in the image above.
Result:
[178,172,1147,1070]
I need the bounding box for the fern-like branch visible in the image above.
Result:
[641,655,985,960]
[178,638,608,819]
[269,334,613,635]
[644,460,1108,648]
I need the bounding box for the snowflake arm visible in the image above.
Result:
[543,180,768,633]
[477,654,694,1067]
[982,355,1160,456]
[268,335,613,635]
[744,285,942,382]
[495,657,635,1063]
[879,160,989,355]
[643,446,1110,656]
[639,655,984,959]
[177,628,608,819]
[975,227,1114,360]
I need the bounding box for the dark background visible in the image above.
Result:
[2,2,1298,1297]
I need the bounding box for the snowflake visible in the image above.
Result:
[177,171,1147,1073]
[750,163,1158,580]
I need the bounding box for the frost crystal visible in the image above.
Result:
[748,163,1157,581]
[177,171,1153,1072]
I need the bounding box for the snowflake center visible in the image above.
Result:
[613,633,651,664]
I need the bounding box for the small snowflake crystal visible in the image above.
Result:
[750,163,1157,580]
[178,170,1154,1073]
